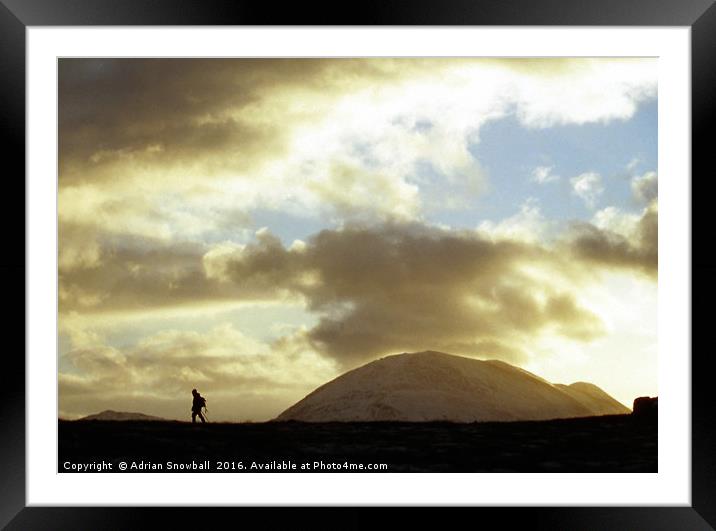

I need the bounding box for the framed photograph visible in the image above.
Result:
[3,0,714,528]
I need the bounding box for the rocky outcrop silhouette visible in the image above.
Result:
[632,396,658,418]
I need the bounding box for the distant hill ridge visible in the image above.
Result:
[79,410,166,422]
[276,351,631,422]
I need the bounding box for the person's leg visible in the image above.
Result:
[199,411,206,423]
[192,411,197,423]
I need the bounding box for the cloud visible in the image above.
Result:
[591,206,641,239]
[58,233,298,314]
[59,59,326,181]
[571,172,604,208]
[565,201,657,278]
[59,222,102,270]
[631,171,658,204]
[198,223,610,367]
[531,165,559,184]
[574,172,657,277]
[510,59,656,128]
[626,157,641,172]
[477,198,551,244]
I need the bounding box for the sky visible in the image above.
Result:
[58,58,658,421]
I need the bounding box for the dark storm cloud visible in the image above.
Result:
[58,232,292,313]
[205,223,605,366]
[59,59,299,181]
[566,203,657,278]
[58,58,435,183]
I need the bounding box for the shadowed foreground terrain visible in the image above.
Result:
[59,414,656,473]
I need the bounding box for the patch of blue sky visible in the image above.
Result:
[429,98,657,229]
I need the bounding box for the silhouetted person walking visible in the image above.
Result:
[191,388,207,423]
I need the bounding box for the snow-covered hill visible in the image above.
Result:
[276,351,630,422]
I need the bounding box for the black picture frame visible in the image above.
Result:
[2,0,713,529]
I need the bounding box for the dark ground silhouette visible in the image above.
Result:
[58,413,656,473]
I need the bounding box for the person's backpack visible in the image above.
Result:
[199,396,207,409]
